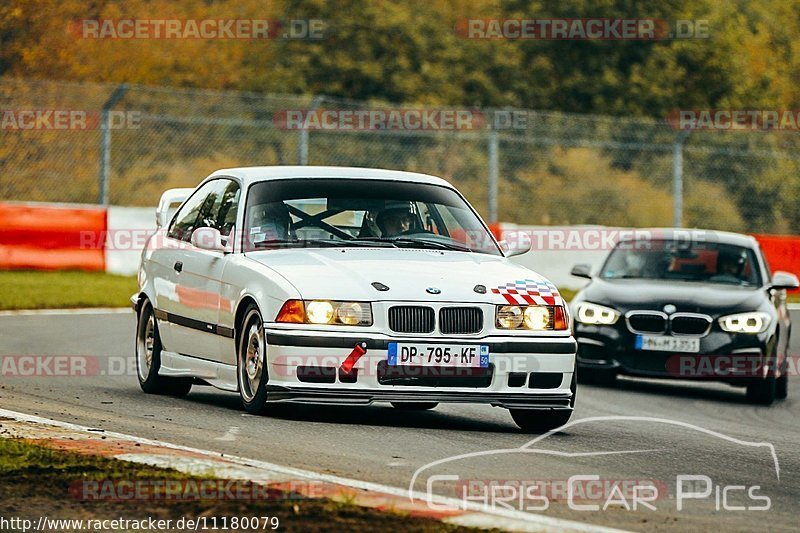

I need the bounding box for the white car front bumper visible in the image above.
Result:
[263,328,577,410]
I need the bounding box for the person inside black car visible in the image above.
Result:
[709,247,748,284]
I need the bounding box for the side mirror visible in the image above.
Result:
[571,264,592,279]
[500,239,532,258]
[156,188,194,228]
[191,227,229,253]
[770,270,799,290]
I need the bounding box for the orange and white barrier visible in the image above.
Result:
[0,202,107,271]
[2,205,799,290]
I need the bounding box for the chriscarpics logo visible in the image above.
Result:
[409,416,778,515]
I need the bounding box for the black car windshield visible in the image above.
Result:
[243,178,501,256]
[600,240,762,286]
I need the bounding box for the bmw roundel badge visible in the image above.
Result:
[426,287,441,294]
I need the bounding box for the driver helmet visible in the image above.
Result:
[376,201,417,236]
[249,202,291,243]
[716,247,746,275]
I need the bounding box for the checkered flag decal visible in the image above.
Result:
[491,279,562,306]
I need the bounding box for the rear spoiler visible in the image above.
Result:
[156,188,194,228]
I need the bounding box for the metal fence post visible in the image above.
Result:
[488,128,499,224]
[672,129,691,227]
[298,95,324,165]
[98,84,128,205]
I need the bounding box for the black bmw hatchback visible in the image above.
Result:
[570,229,798,405]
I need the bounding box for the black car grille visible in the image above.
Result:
[439,307,483,334]
[627,313,666,333]
[388,306,435,333]
[670,315,711,335]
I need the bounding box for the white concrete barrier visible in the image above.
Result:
[105,206,156,276]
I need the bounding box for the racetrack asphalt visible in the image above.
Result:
[1,311,798,532]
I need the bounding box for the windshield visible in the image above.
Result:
[242,178,501,256]
[600,240,761,286]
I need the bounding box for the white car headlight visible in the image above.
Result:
[575,302,620,325]
[718,312,770,334]
[277,300,373,326]
[306,301,335,324]
[496,305,568,330]
[524,306,550,330]
[497,305,524,329]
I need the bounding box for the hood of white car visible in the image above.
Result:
[245,248,560,304]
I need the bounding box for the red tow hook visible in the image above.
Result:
[340,342,368,374]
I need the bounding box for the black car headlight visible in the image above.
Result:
[575,302,620,325]
[718,312,770,334]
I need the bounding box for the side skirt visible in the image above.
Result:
[159,351,239,392]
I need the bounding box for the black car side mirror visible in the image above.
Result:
[770,270,799,290]
[570,264,592,279]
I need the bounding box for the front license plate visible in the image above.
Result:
[387,343,489,368]
[635,335,700,353]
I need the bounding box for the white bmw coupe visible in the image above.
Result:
[133,166,577,431]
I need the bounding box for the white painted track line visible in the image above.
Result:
[0,408,629,533]
[0,307,132,316]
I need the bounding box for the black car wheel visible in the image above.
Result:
[746,374,776,405]
[579,366,617,386]
[135,301,192,396]
[775,355,789,400]
[776,373,788,400]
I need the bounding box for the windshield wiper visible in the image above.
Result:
[388,237,472,252]
[252,238,392,249]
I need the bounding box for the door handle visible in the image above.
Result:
[174,261,183,273]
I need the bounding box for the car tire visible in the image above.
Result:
[579,367,617,386]
[136,301,192,397]
[776,373,788,400]
[746,374,776,405]
[390,402,438,410]
[237,305,271,415]
[509,409,572,433]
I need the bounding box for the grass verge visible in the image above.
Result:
[0,437,469,532]
[0,270,137,310]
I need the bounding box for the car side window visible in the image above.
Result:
[167,179,240,242]
[168,181,220,242]
[215,181,241,238]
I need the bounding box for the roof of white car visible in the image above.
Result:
[210,166,453,187]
